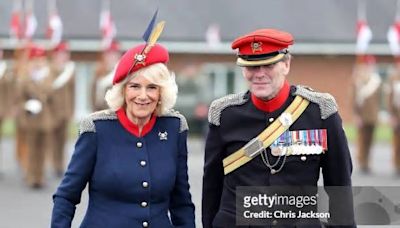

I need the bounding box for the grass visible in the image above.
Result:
[343,123,393,143]
[1,118,80,139]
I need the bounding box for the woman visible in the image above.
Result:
[51,43,195,227]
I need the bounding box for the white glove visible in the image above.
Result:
[24,99,43,115]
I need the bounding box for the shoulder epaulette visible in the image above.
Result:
[208,92,248,126]
[79,109,117,135]
[293,85,338,119]
[161,109,188,133]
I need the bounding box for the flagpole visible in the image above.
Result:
[357,0,366,21]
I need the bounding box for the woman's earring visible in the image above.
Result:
[158,101,162,105]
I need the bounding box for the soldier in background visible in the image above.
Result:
[91,40,121,111]
[351,54,381,173]
[0,48,13,166]
[48,41,75,177]
[387,57,400,176]
[13,45,30,173]
[15,44,56,188]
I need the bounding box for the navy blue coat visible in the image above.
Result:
[51,109,195,228]
[202,85,354,228]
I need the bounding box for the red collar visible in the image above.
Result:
[251,81,290,112]
[116,108,157,137]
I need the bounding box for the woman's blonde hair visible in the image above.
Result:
[105,63,177,115]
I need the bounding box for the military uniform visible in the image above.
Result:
[48,42,76,176]
[202,29,354,228]
[52,110,195,227]
[387,66,400,174]
[91,41,120,111]
[52,40,195,227]
[0,59,12,140]
[15,45,57,187]
[350,56,381,172]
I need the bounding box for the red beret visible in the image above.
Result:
[53,41,68,53]
[231,28,294,67]
[356,54,376,65]
[28,44,47,59]
[106,40,120,53]
[113,43,169,84]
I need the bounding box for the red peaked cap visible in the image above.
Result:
[231,28,294,66]
[113,43,169,84]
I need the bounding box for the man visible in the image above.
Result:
[91,40,121,111]
[0,48,12,165]
[48,41,75,177]
[202,29,354,227]
[15,44,56,188]
[350,55,381,173]
[387,57,400,176]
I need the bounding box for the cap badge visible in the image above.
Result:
[251,42,263,53]
[134,53,146,65]
[158,131,168,141]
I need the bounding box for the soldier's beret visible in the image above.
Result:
[231,28,294,67]
[105,40,120,52]
[28,44,46,59]
[113,43,169,84]
[53,41,68,53]
[356,54,376,65]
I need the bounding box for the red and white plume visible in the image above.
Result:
[47,12,63,47]
[356,20,373,54]
[10,0,23,40]
[99,8,117,50]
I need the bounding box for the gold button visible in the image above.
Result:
[142,181,149,188]
[137,142,143,148]
[301,156,307,161]
[141,201,148,207]
[142,221,149,227]
[140,160,147,167]
[269,118,274,123]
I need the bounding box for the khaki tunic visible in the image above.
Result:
[15,62,57,186]
[351,66,381,125]
[0,61,13,119]
[47,62,76,174]
[16,66,57,132]
[387,69,400,171]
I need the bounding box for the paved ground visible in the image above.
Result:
[0,137,400,228]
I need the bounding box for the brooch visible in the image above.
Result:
[158,131,168,141]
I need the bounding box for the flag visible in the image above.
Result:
[356,20,373,54]
[10,1,23,40]
[47,12,63,47]
[387,21,400,56]
[100,8,117,50]
[206,23,221,47]
[25,10,38,40]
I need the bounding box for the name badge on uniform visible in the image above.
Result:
[270,129,327,156]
